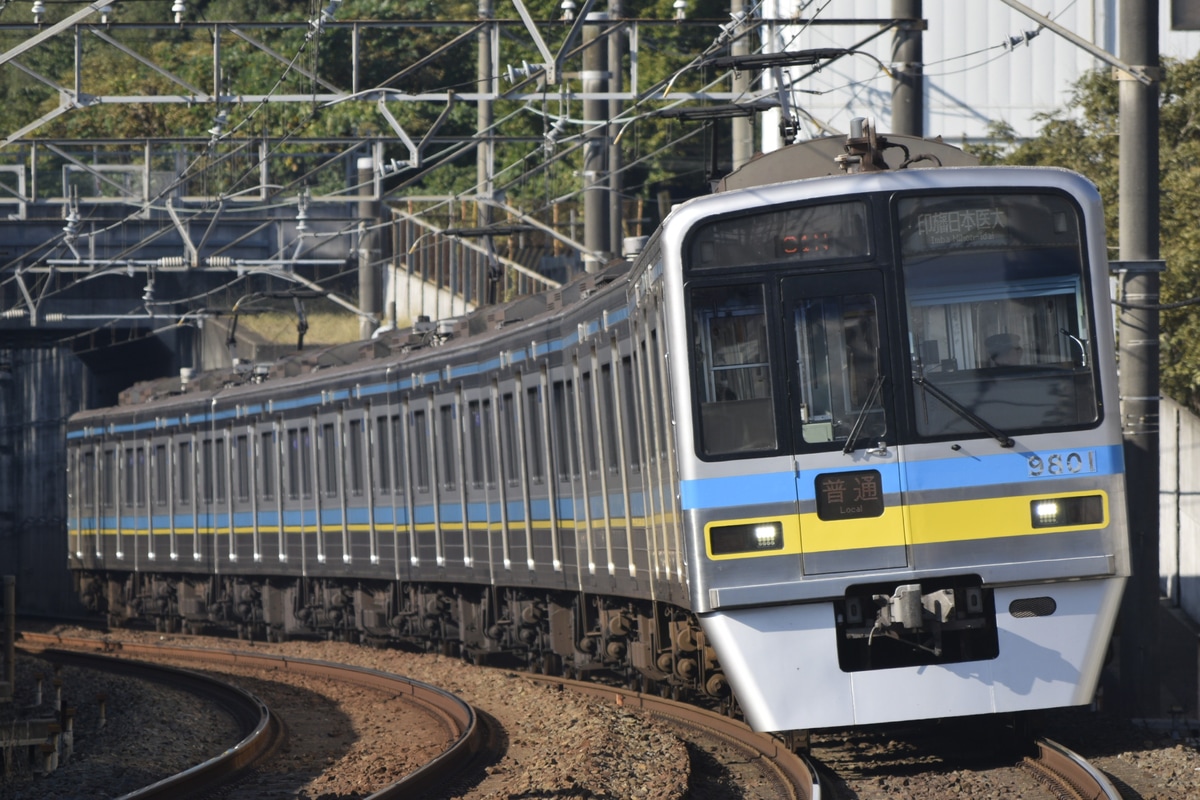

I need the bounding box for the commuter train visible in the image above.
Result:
[66,122,1129,733]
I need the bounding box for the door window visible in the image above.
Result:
[793,294,885,447]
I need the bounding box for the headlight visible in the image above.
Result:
[1029,495,1104,528]
[709,521,783,556]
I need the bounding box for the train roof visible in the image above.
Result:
[717,130,978,192]
[70,257,634,426]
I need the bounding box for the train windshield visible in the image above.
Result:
[898,192,1099,437]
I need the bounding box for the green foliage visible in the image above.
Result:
[0,2,752,253]
[976,56,1200,411]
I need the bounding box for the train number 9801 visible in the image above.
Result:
[1027,450,1097,477]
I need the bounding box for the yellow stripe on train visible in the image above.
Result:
[706,491,1108,558]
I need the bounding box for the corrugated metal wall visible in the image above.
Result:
[761,1,1200,145]
[0,347,91,616]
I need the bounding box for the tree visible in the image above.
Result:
[972,56,1200,412]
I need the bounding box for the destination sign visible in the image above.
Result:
[815,469,885,521]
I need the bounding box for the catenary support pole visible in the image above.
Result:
[731,0,754,169]
[891,0,923,136]
[1116,0,1161,718]
[357,156,380,339]
[583,12,611,272]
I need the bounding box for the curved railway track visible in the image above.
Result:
[521,672,820,800]
[22,630,1117,800]
[1025,738,1123,800]
[17,632,486,799]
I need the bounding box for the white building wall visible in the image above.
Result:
[1162,397,1200,626]
[759,1,1200,147]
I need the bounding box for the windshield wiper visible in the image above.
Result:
[912,376,1014,448]
[843,373,886,455]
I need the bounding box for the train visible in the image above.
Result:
[66,121,1130,734]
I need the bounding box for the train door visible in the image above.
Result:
[780,270,909,575]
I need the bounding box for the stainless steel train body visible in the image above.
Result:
[67,140,1128,733]
[670,164,1128,730]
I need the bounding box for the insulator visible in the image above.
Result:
[158,256,186,268]
[207,256,233,268]
[1,309,27,319]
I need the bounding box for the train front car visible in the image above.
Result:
[665,159,1129,731]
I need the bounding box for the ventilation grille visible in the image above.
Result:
[1009,597,1057,618]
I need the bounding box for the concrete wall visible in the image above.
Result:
[0,346,91,617]
[381,264,478,328]
[1161,396,1200,625]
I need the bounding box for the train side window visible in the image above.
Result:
[301,428,313,498]
[501,392,519,487]
[649,329,670,458]
[581,369,599,476]
[320,423,339,498]
[235,435,251,502]
[287,427,313,500]
[620,356,641,470]
[413,409,431,492]
[552,380,576,481]
[201,440,214,502]
[691,283,778,457]
[138,447,147,505]
[214,439,227,502]
[260,431,276,501]
[154,444,167,505]
[82,451,96,509]
[348,419,364,496]
[123,447,135,506]
[286,429,300,499]
[176,441,191,504]
[438,404,457,491]
[102,448,116,508]
[600,363,619,474]
[482,398,497,489]
[525,386,545,483]
[468,400,484,490]
[390,413,406,495]
[374,417,391,495]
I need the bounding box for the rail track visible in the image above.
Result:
[1024,737,1123,800]
[519,672,819,800]
[22,630,1118,800]
[16,632,487,799]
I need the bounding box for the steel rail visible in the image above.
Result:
[15,641,282,800]
[522,673,819,800]
[1025,737,1122,800]
[16,632,487,800]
